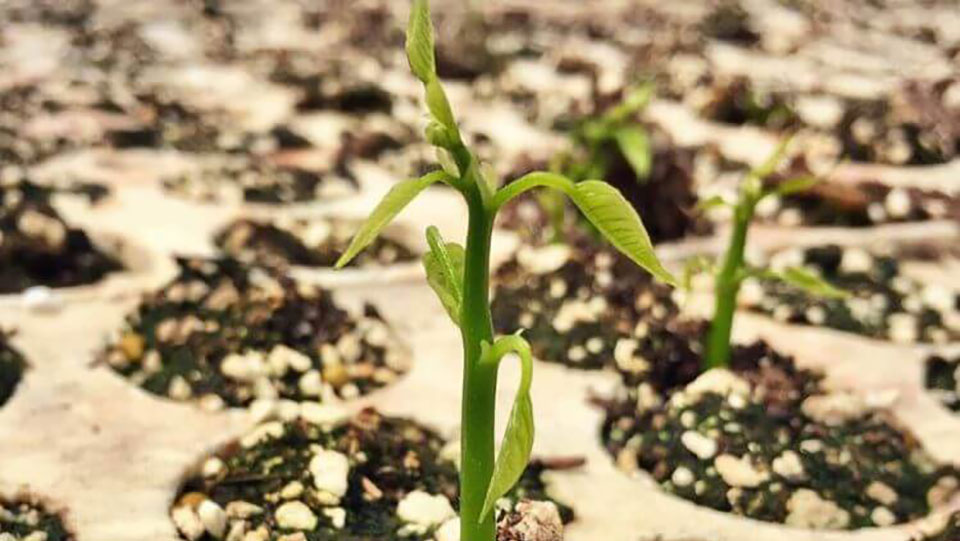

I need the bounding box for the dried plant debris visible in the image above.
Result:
[0,180,123,294]
[492,241,682,370]
[170,409,572,541]
[103,257,408,409]
[742,245,960,343]
[215,218,417,269]
[0,497,72,541]
[925,355,960,413]
[916,511,960,541]
[603,341,960,529]
[0,331,27,407]
[162,158,357,205]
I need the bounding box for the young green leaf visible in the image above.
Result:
[426,78,457,133]
[614,125,651,181]
[750,266,847,299]
[405,0,435,83]
[479,335,535,523]
[422,227,465,325]
[569,180,677,285]
[426,121,458,150]
[492,173,677,285]
[695,194,732,212]
[770,175,818,197]
[776,266,848,299]
[606,83,654,124]
[436,148,460,177]
[750,135,794,180]
[335,170,449,268]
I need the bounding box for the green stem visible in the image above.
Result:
[459,184,497,541]
[705,205,751,369]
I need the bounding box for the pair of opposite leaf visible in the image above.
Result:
[690,137,848,300]
[335,0,677,526]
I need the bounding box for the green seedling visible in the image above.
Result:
[541,83,655,241]
[336,2,675,540]
[561,82,656,183]
[698,138,847,369]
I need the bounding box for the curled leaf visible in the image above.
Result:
[479,335,535,523]
[422,227,465,325]
[426,78,457,133]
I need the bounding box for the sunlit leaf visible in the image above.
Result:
[569,181,677,285]
[479,336,535,522]
[614,125,651,181]
[335,171,449,268]
[405,0,435,83]
[492,173,677,286]
[422,227,465,325]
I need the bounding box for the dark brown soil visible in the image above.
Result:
[762,177,960,227]
[492,239,687,371]
[161,157,358,205]
[743,245,960,343]
[699,78,799,131]
[925,355,960,413]
[0,330,27,407]
[171,408,573,541]
[603,141,713,244]
[833,91,958,166]
[0,180,123,294]
[0,496,73,541]
[602,339,959,529]
[214,218,417,269]
[102,257,409,408]
[701,78,959,166]
[701,3,760,45]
